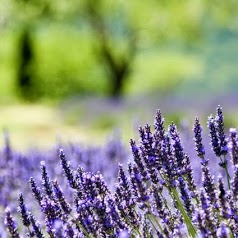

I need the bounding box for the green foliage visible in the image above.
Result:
[31,26,109,99]
[1,0,238,101]
[124,51,202,95]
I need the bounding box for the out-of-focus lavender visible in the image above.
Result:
[2,106,238,237]
[0,134,129,236]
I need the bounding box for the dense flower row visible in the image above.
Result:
[0,134,128,237]
[3,106,238,237]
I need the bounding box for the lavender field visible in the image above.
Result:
[2,0,238,237]
[1,105,238,237]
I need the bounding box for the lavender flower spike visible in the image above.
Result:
[193,117,205,158]
[18,193,31,228]
[229,128,238,166]
[30,214,45,238]
[199,189,217,236]
[216,224,230,238]
[231,165,238,200]
[217,176,229,220]
[208,115,221,157]
[29,177,43,205]
[41,161,53,198]
[215,105,228,156]
[52,179,72,215]
[208,112,230,188]
[59,148,78,189]
[153,109,165,142]
[169,122,185,174]
[5,207,20,238]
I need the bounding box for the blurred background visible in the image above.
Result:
[1,0,238,150]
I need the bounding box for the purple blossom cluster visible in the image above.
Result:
[3,106,238,237]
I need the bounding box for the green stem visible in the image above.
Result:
[27,227,32,236]
[120,210,142,237]
[220,156,231,189]
[183,173,200,205]
[171,187,197,238]
[158,172,172,211]
[158,171,197,236]
[146,213,163,234]
[70,214,94,238]
[77,223,94,238]
[229,228,235,238]
[224,164,231,189]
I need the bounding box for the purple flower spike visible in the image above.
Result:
[208,115,221,157]
[199,189,217,236]
[64,223,75,238]
[52,179,72,215]
[142,217,153,238]
[40,197,61,237]
[178,176,193,216]
[201,159,217,208]
[117,164,132,201]
[41,161,53,199]
[139,124,154,154]
[30,214,45,238]
[154,109,165,142]
[5,207,20,238]
[130,139,149,181]
[208,106,228,158]
[59,149,78,189]
[183,154,197,198]
[94,197,114,235]
[193,211,207,237]
[152,185,175,232]
[217,224,230,238]
[193,117,205,158]
[215,105,228,156]
[29,177,43,205]
[115,164,138,228]
[18,193,31,228]
[232,165,238,199]
[229,128,238,166]
[169,122,185,174]
[217,175,230,221]
[106,196,126,231]
[129,163,150,208]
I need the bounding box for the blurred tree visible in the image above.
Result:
[17,26,33,99]
[13,0,52,100]
[85,0,137,98]
[2,0,238,101]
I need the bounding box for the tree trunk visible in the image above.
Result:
[17,28,33,99]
